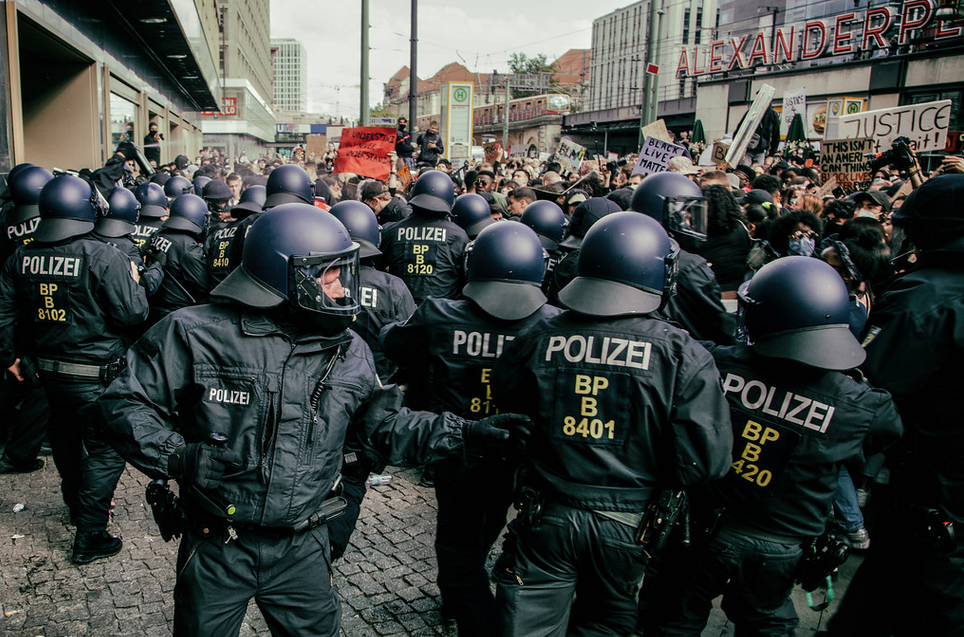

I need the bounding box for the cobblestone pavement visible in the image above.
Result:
[0,453,857,636]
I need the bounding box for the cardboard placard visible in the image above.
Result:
[711,142,730,164]
[332,127,395,179]
[820,138,874,192]
[306,134,327,160]
[836,100,952,154]
[555,137,586,175]
[726,84,776,168]
[632,136,687,177]
[640,119,672,143]
[816,175,838,199]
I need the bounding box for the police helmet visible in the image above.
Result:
[463,222,547,321]
[232,185,266,215]
[520,200,567,251]
[150,172,171,187]
[892,174,964,249]
[264,164,314,208]
[631,172,708,242]
[559,197,621,249]
[135,182,168,218]
[164,175,193,199]
[9,165,54,223]
[329,200,381,258]
[211,203,360,334]
[192,175,212,195]
[202,179,233,209]
[97,187,140,237]
[451,193,495,238]
[35,174,100,242]
[409,169,455,214]
[559,211,679,317]
[163,194,208,234]
[739,256,865,370]
[7,162,36,185]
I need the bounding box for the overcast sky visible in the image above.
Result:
[269,0,636,118]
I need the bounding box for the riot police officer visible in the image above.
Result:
[450,193,495,240]
[491,211,733,636]
[132,182,168,249]
[203,185,265,290]
[383,222,561,637]
[545,197,621,305]
[143,193,209,324]
[631,172,736,345]
[519,199,567,293]
[1,164,51,263]
[0,174,149,562]
[0,163,53,475]
[650,256,903,636]
[164,175,194,204]
[99,203,525,637]
[95,187,143,266]
[828,174,964,637]
[379,170,469,305]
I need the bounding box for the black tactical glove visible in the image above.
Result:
[147,248,167,268]
[462,413,532,452]
[168,442,240,490]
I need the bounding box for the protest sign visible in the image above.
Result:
[556,137,586,175]
[510,144,528,158]
[835,100,951,154]
[816,175,838,199]
[711,142,730,164]
[332,127,395,179]
[640,119,672,143]
[820,138,874,192]
[726,84,776,168]
[306,134,327,159]
[781,87,807,137]
[632,136,687,176]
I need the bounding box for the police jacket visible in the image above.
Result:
[1,204,41,266]
[661,249,736,345]
[416,131,444,166]
[862,249,964,508]
[379,197,411,225]
[99,302,471,529]
[493,312,733,512]
[545,246,575,304]
[203,217,247,290]
[705,344,903,539]
[382,298,561,417]
[0,235,149,368]
[131,217,165,250]
[144,228,209,322]
[380,212,469,305]
[351,263,416,383]
[94,232,143,268]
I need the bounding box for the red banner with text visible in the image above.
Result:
[333,127,394,179]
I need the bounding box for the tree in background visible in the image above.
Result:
[507,53,558,99]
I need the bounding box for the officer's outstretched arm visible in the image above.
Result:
[99,318,191,479]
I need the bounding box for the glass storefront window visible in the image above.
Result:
[110,92,136,148]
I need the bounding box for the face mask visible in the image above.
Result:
[788,235,816,256]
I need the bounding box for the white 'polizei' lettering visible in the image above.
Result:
[7,217,41,239]
[396,226,447,242]
[721,372,835,433]
[20,255,82,277]
[452,330,514,358]
[544,334,652,370]
[206,387,251,405]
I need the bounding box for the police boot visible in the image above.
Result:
[71,530,122,564]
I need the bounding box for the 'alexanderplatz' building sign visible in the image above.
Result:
[676,0,963,78]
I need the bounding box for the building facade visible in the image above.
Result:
[271,38,307,113]
[0,0,219,173]
[201,0,274,160]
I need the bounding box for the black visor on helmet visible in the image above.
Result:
[290,248,361,318]
[665,196,708,241]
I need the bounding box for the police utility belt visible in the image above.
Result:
[37,357,126,384]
